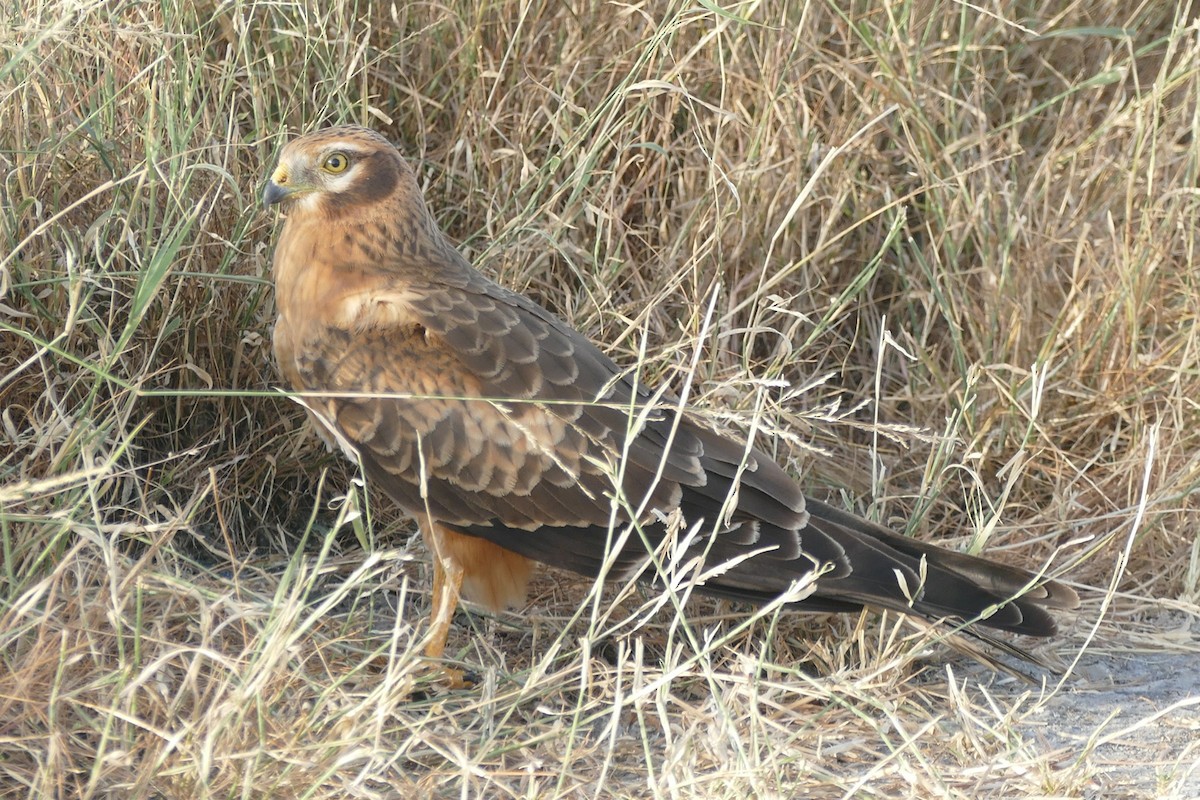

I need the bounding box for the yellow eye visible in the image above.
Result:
[322,152,350,173]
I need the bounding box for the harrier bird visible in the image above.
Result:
[264,126,1077,676]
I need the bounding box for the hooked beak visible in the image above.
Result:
[263,181,290,207]
[263,165,305,207]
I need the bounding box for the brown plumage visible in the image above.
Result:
[264,126,1078,675]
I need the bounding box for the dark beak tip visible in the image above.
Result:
[263,181,287,208]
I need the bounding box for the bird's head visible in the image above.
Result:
[263,126,413,220]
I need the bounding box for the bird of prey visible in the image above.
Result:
[263,126,1077,677]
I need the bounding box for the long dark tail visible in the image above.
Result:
[795,498,1079,634]
[462,494,1077,662]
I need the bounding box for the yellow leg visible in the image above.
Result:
[425,545,464,661]
[420,522,470,688]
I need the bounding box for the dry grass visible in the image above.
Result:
[3,0,1200,797]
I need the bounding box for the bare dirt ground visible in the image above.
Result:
[950,612,1200,799]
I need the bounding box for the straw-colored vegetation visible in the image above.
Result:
[3,1,1199,797]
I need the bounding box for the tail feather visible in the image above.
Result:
[804,499,1079,611]
[463,494,1077,648]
